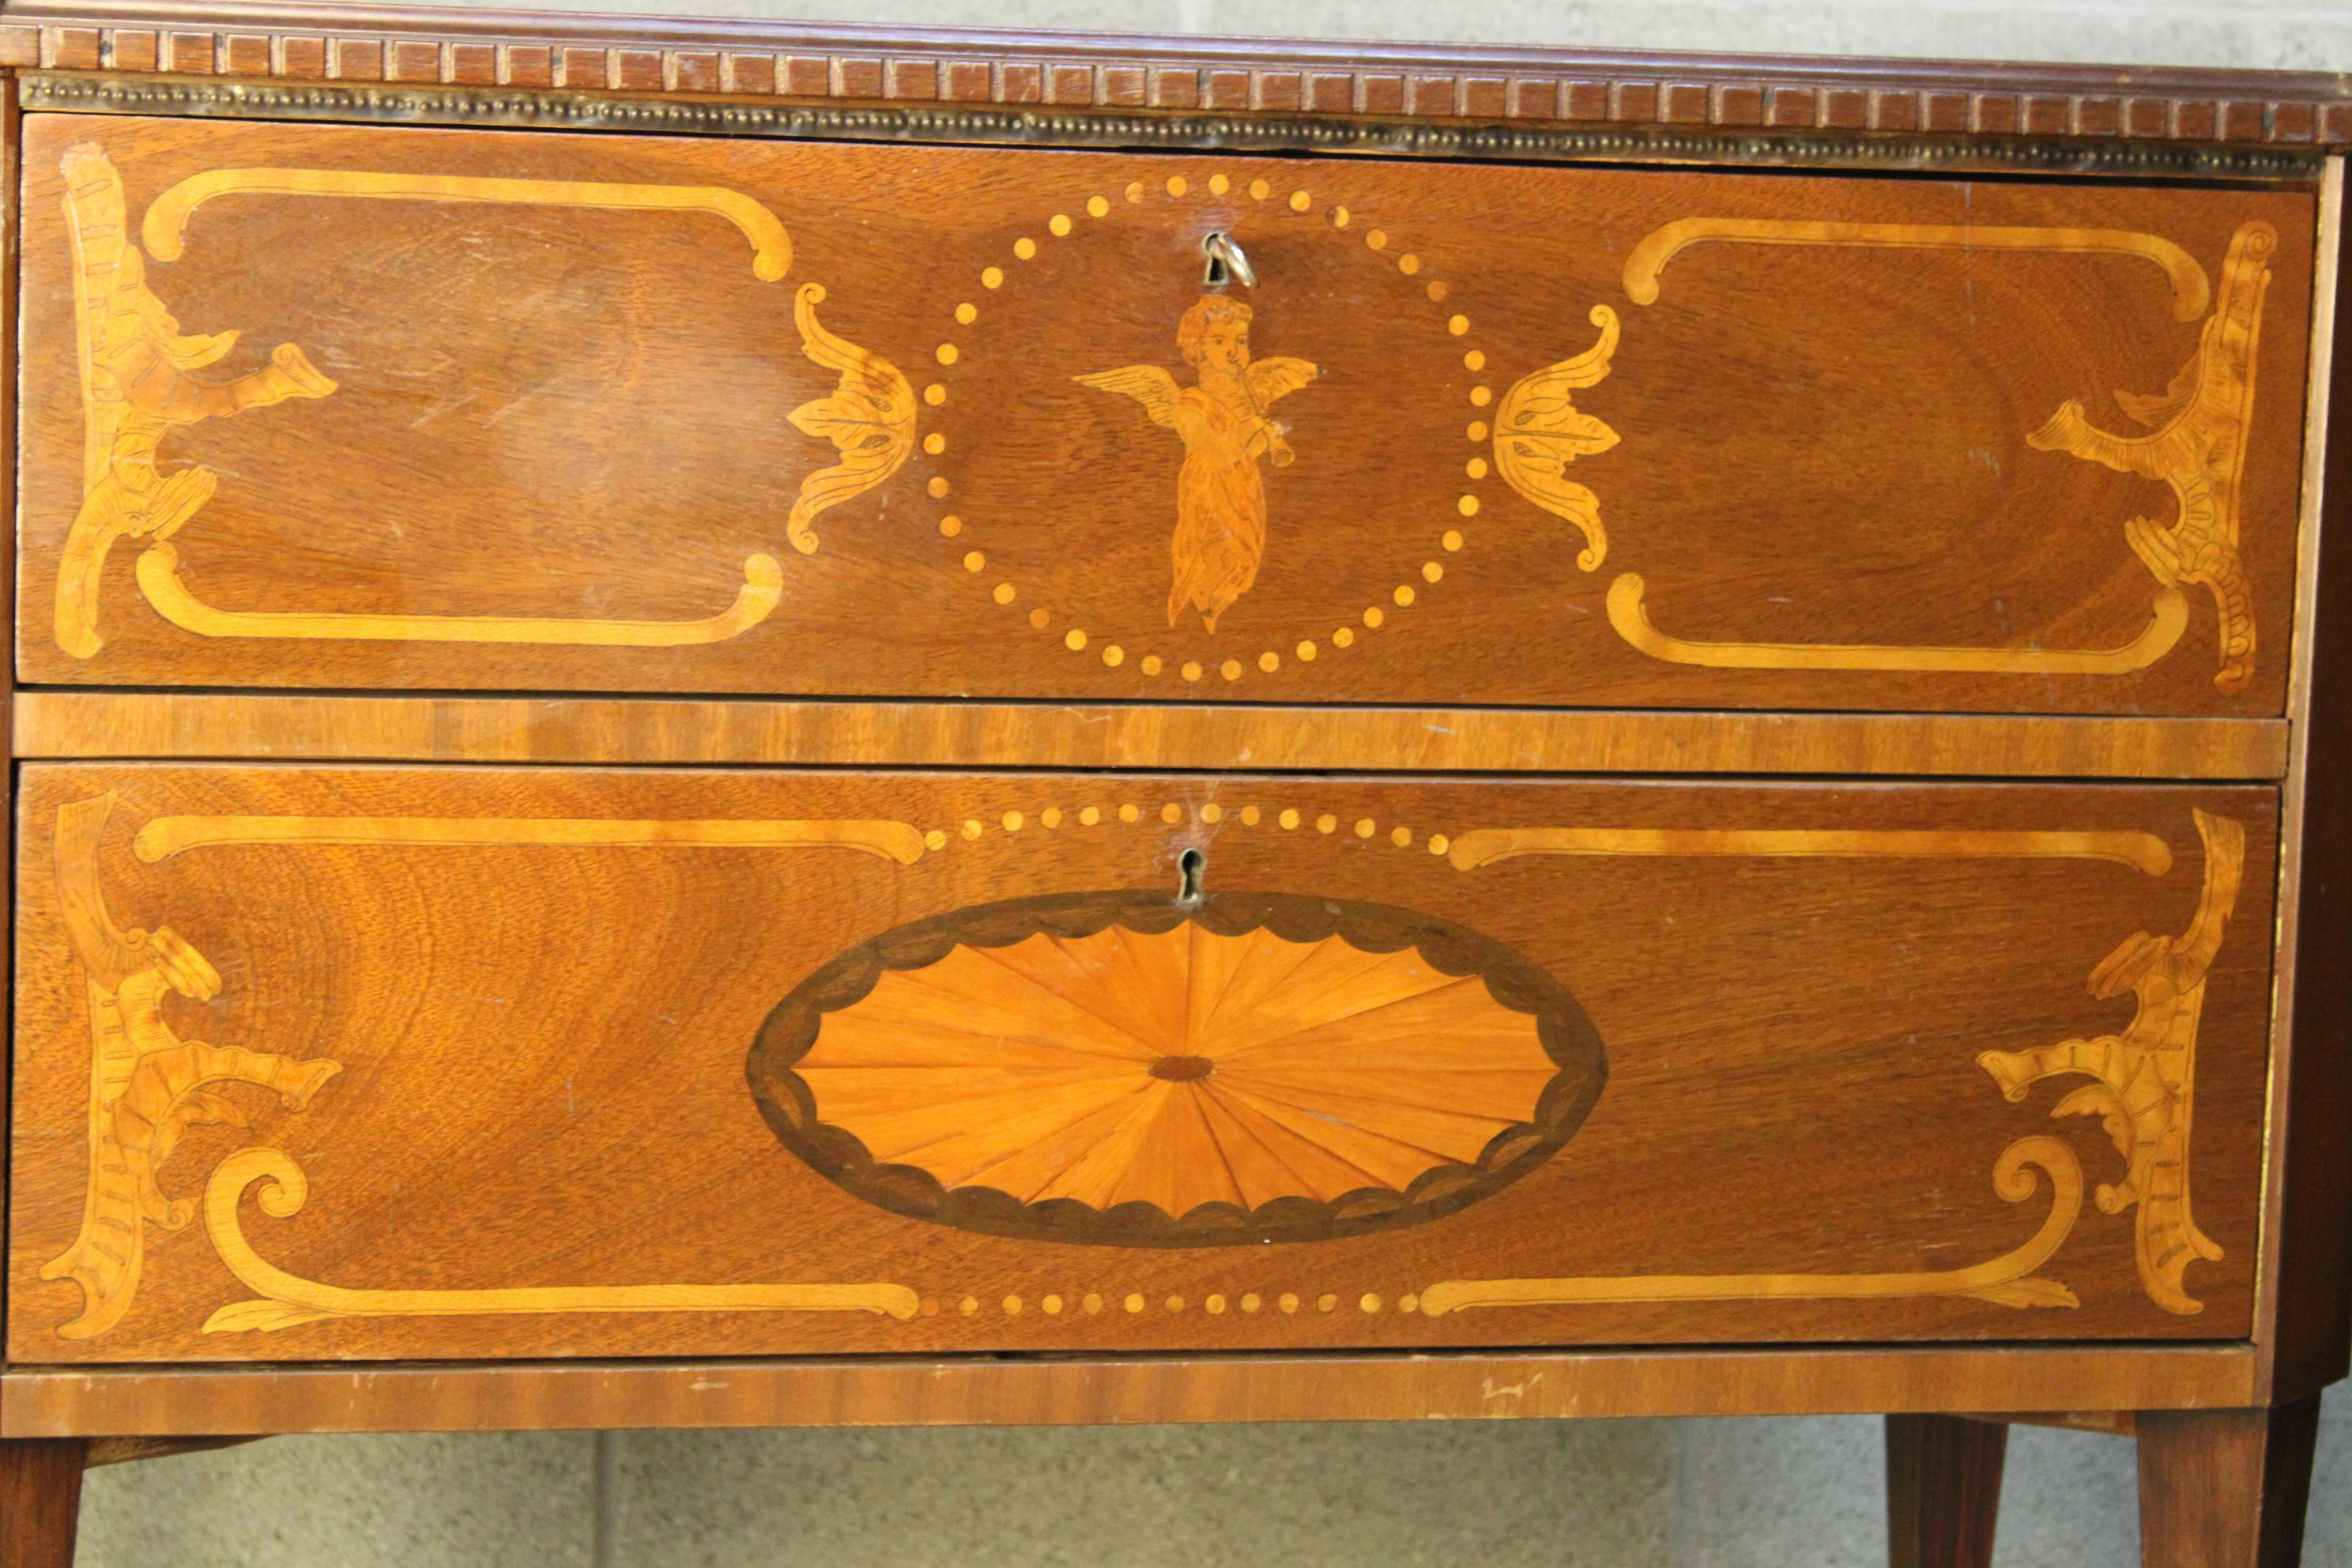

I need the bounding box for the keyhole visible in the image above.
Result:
[1178,847,1206,903]
[1201,233,1233,289]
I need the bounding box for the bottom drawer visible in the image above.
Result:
[9,765,2276,1363]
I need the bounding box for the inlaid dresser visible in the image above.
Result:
[0,3,2346,1563]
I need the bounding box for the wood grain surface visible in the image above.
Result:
[7,764,2277,1363]
[14,115,2316,715]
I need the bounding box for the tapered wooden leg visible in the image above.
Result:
[1887,1413,2007,1568]
[2138,1398,2320,1568]
[0,1439,85,1568]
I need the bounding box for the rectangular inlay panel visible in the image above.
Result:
[13,115,2315,714]
[9,764,2277,1363]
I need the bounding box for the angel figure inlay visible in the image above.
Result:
[1076,296,1321,632]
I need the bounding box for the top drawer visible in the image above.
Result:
[16,114,2315,714]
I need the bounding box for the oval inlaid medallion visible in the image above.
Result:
[747,889,1606,1246]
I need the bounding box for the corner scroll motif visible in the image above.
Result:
[43,792,344,1339]
[783,282,918,556]
[202,1148,918,1332]
[54,141,337,661]
[2028,223,2275,694]
[1977,808,2244,1314]
[1491,305,1620,570]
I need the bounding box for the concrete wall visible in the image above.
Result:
[69,2,2352,1563]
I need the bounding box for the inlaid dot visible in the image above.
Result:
[925,383,947,405]
[1125,1292,1145,1312]
[1166,175,1188,197]
[955,302,978,324]
[929,476,952,497]
[961,820,982,840]
[1042,1293,1064,1314]
[1166,1294,1185,1312]
[1102,644,1125,667]
[1394,585,1416,607]
[1443,530,1464,551]
[1429,834,1450,855]
[1366,228,1387,249]
[1028,608,1050,630]
[1400,1293,1419,1314]
[1084,1292,1104,1312]
[1206,1294,1227,1314]
[993,582,1016,604]
[1004,1294,1023,1315]
[1280,1292,1301,1313]
[1080,806,1102,825]
[1258,651,1280,673]
[1250,177,1272,200]
[1201,803,1224,824]
[1125,181,1144,203]
[1391,825,1412,847]
[1182,661,1204,682]
[1468,420,1489,441]
[1221,659,1242,680]
[1469,385,1492,406]
[1360,1293,1382,1313]
[1333,627,1355,647]
[1467,457,1488,479]
[936,343,959,365]
[960,1296,979,1315]
[1317,1294,1337,1312]
[963,550,985,572]
[1160,803,1183,824]
[1209,173,1231,194]
[1353,818,1375,839]
[1280,808,1301,829]
[1042,808,1063,827]
[1296,639,1317,662]
[1241,806,1261,824]
[1242,1293,1263,1312]
[1120,804,1141,823]
[920,1297,940,1316]
[982,266,1004,288]
[1014,236,1038,259]
[1002,811,1024,831]
[1397,253,1421,274]
[1364,607,1385,628]
[1331,206,1351,228]
[1449,314,1471,335]
[1427,280,1449,302]
[1463,349,1485,371]
[1423,561,1444,583]
[1317,814,1337,834]
[1288,189,1311,212]
[1087,194,1111,217]
[1459,494,1480,516]
[1049,213,1072,236]
[940,515,963,537]
[1141,655,1163,675]
[924,433,947,455]
[1065,629,1088,651]
[924,829,948,851]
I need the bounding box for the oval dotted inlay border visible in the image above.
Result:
[922,171,1494,690]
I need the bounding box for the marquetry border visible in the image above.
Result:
[2,3,2346,153]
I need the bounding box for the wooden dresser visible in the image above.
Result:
[0,3,2346,1562]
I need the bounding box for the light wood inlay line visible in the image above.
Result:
[1446,827,2174,875]
[131,814,933,865]
[1621,220,2212,319]
[141,167,793,279]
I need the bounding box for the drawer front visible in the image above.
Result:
[17,115,2312,715]
[10,764,2275,1363]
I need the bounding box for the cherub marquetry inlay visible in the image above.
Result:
[54,142,337,661]
[43,792,344,1339]
[2030,222,2275,694]
[1978,808,2245,1314]
[1076,296,1322,632]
